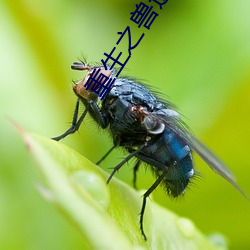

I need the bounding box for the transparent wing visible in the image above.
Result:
[149,109,247,198]
[171,122,247,198]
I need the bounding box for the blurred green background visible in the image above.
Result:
[0,0,249,249]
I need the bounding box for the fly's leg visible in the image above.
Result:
[140,172,166,240]
[52,99,108,141]
[88,100,107,129]
[52,99,88,141]
[133,160,141,189]
[107,143,146,184]
[96,146,116,165]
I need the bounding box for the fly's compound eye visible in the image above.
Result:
[142,116,165,134]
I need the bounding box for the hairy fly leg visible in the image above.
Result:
[140,172,167,240]
[52,99,108,141]
[106,143,147,184]
[96,146,116,165]
[133,160,141,189]
[52,99,88,141]
[100,149,142,191]
[88,100,108,129]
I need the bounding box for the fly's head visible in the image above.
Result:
[71,61,113,102]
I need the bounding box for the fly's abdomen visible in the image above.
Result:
[164,153,193,197]
[137,128,194,197]
[163,129,194,196]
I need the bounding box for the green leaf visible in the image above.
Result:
[19,128,227,250]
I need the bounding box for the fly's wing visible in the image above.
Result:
[151,109,247,198]
[182,132,248,197]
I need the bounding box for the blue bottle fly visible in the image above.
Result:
[52,61,246,240]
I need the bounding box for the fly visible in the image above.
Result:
[52,60,247,240]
